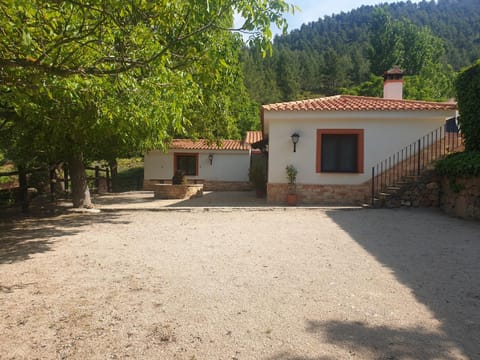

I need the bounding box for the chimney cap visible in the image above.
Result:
[384,66,404,80]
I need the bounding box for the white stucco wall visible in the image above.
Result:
[265,110,456,185]
[144,150,250,182]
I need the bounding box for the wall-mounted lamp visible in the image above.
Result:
[208,154,213,165]
[291,133,300,152]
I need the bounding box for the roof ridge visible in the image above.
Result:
[171,138,250,151]
[261,94,457,112]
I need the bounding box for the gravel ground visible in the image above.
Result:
[1,193,480,359]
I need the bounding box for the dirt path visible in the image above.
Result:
[1,205,479,359]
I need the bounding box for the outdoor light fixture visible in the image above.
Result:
[208,154,213,165]
[291,133,300,152]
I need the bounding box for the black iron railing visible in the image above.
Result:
[371,124,463,205]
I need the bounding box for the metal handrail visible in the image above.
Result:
[371,124,463,205]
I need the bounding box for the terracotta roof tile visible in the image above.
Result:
[171,139,250,151]
[262,95,457,112]
[245,131,263,144]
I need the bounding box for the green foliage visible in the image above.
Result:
[404,63,456,101]
[0,175,11,185]
[112,158,144,192]
[456,60,480,152]
[285,165,297,185]
[112,167,144,192]
[0,0,293,80]
[435,152,480,178]
[117,158,143,171]
[0,0,293,206]
[341,75,383,97]
[368,8,446,76]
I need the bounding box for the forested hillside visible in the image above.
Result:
[241,0,480,104]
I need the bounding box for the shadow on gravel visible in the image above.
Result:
[167,191,268,208]
[306,320,459,360]
[0,213,129,265]
[92,192,155,206]
[324,208,480,359]
[266,353,333,360]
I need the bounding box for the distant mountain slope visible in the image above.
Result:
[280,0,480,69]
[242,0,480,104]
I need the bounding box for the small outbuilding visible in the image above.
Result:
[144,139,252,191]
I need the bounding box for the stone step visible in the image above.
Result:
[387,186,401,191]
[404,175,421,181]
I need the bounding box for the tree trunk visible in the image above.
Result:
[108,158,118,192]
[18,165,29,213]
[68,152,92,208]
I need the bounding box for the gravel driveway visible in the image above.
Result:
[1,195,479,359]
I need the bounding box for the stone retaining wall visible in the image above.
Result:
[153,184,203,199]
[384,171,440,208]
[440,177,480,220]
[381,171,480,220]
[267,183,370,205]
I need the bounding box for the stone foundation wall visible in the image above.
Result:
[203,181,251,191]
[267,183,370,205]
[153,184,203,199]
[144,179,251,192]
[144,179,170,190]
[440,177,480,220]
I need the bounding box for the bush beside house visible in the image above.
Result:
[433,61,480,220]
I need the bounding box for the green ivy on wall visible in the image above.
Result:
[456,60,480,152]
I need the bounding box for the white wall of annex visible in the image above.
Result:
[144,150,250,182]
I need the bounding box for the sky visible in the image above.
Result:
[235,0,423,38]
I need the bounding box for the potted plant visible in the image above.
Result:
[249,164,266,197]
[172,170,187,185]
[285,164,298,206]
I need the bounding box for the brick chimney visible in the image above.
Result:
[383,66,404,100]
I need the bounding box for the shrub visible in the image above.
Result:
[456,60,480,152]
[435,151,480,178]
[249,164,266,191]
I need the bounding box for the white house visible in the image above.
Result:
[262,70,458,204]
[144,138,253,191]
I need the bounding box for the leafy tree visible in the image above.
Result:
[0,1,293,79]
[276,47,300,101]
[322,48,350,95]
[404,63,456,101]
[241,48,282,105]
[0,0,293,208]
[368,8,446,76]
[368,8,403,76]
[456,60,480,152]
[341,75,383,97]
